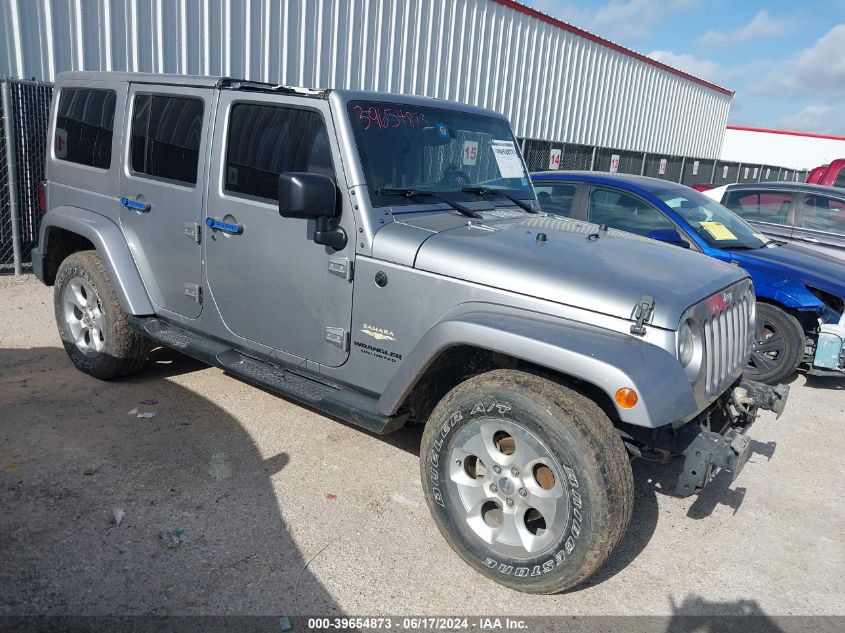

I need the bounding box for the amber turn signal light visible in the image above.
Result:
[615,388,638,409]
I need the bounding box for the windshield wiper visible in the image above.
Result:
[460,185,538,213]
[377,188,482,219]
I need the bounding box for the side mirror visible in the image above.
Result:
[278,172,347,250]
[279,172,337,219]
[648,228,690,248]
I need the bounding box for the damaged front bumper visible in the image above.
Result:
[622,379,790,497]
[677,379,789,496]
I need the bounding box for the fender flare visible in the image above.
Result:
[377,306,699,429]
[40,206,154,315]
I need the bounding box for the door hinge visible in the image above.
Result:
[630,295,654,336]
[184,222,201,243]
[185,283,202,303]
[325,327,349,350]
[328,257,353,281]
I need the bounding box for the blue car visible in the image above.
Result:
[531,171,845,384]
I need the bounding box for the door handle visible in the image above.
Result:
[120,197,151,212]
[795,235,820,244]
[206,217,243,235]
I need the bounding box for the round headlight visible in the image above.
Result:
[678,320,694,367]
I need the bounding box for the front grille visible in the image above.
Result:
[702,286,754,398]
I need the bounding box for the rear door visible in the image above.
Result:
[119,84,213,319]
[793,192,845,260]
[721,188,796,242]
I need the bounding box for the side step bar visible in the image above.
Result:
[128,316,408,435]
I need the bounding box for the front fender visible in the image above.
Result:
[39,206,154,315]
[745,267,824,313]
[377,306,699,429]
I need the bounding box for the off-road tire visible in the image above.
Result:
[420,369,633,594]
[54,251,150,380]
[745,302,804,385]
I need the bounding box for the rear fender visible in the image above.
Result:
[39,206,154,315]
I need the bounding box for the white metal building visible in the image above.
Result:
[721,126,845,171]
[0,0,734,158]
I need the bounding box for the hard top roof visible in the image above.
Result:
[55,71,508,119]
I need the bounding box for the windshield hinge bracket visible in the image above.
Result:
[630,295,655,336]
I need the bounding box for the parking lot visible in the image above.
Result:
[1,274,843,623]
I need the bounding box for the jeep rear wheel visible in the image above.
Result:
[54,251,150,380]
[420,370,633,594]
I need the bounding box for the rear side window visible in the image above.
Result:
[803,195,845,236]
[587,187,675,237]
[130,94,204,185]
[534,184,576,217]
[224,103,334,202]
[723,190,793,225]
[834,171,845,188]
[55,88,116,169]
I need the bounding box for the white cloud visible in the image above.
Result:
[647,51,724,83]
[779,104,845,135]
[697,10,789,48]
[530,0,697,45]
[758,24,845,95]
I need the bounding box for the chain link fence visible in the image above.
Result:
[0,76,813,274]
[1,78,52,273]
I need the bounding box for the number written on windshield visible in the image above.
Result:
[352,104,426,131]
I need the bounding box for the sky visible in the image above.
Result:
[523,0,845,135]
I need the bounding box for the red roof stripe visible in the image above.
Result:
[490,0,734,97]
[726,125,845,142]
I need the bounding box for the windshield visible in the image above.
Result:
[347,100,533,209]
[656,189,766,250]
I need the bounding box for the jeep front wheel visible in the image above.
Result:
[54,251,150,380]
[420,369,633,594]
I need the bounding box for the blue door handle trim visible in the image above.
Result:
[206,217,243,235]
[120,197,151,212]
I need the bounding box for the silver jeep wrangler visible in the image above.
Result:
[33,72,788,594]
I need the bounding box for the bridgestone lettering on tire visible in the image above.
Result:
[54,251,150,380]
[420,370,633,594]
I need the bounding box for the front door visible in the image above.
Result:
[119,84,213,319]
[204,91,355,367]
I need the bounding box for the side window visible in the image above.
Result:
[802,195,845,236]
[834,171,845,188]
[130,94,204,184]
[723,190,792,225]
[224,103,334,202]
[54,87,116,169]
[587,187,674,237]
[534,184,576,217]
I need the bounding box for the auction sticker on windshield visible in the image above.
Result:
[491,140,524,178]
[700,221,738,241]
[462,140,478,166]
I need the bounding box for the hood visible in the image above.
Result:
[729,243,845,298]
[379,213,746,329]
